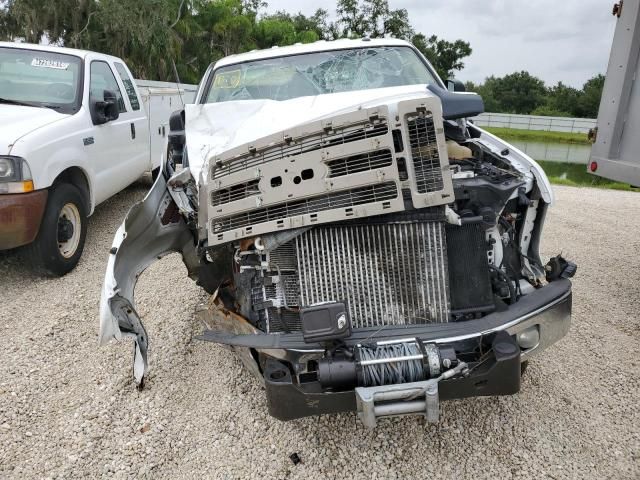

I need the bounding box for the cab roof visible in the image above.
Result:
[214,38,416,69]
[0,41,121,63]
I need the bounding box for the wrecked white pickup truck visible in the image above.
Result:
[100,38,576,427]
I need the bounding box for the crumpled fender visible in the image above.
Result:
[99,173,199,385]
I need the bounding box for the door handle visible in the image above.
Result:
[130,123,136,139]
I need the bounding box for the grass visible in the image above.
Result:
[536,160,638,192]
[485,127,590,145]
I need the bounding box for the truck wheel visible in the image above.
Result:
[26,183,87,276]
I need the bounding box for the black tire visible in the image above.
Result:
[25,183,87,276]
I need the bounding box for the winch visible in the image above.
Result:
[317,339,460,389]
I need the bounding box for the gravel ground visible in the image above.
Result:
[0,182,638,479]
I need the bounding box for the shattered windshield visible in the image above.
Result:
[0,47,82,113]
[206,46,438,103]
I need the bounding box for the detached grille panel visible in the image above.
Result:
[206,99,454,247]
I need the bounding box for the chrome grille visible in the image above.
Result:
[407,113,444,193]
[212,182,398,234]
[212,120,388,179]
[327,149,394,177]
[293,222,450,327]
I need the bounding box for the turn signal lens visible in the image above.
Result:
[0,180,34,194]
[589,161,598,172]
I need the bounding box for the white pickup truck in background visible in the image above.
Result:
[0,42,196,275]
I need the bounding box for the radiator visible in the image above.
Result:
[260,219,450,332]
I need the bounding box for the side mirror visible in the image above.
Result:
[427,84,484,120]
[446,78,466,92]
[90,89,120,125]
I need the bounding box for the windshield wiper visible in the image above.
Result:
[40,103,64,111]
[0,97,39,107]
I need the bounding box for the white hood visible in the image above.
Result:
[185,84,433,183]
[0,105,69,154]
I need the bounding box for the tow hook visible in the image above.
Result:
[355,362,469,428]
[545,255,577,281]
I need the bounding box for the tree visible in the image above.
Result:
[478,71,547,114]
[412,33,472,80]
[542,81,582,117]
[473,77,501,112]
[577,74,605,118]
[254,11,323,49]
[471,72,606,117]
[531,105,572,117]
[0,0,478,88]
[383,8,413,40]
[335,0,412,40]
[336,0,367,37]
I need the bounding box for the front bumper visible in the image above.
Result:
[99,169,572,424]
[0,190,48,250]
[254,280,572,421]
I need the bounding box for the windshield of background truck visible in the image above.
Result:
[0,47,82,113]
[206,46,438,103]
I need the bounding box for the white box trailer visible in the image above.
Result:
[589,0,640,186]
[135,79,197,171]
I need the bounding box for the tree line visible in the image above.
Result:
[0,0,472,84]
[467,71,605,119]
[1,0,603,118]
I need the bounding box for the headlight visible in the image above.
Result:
[0,156,33,194]
[0,158,15,179]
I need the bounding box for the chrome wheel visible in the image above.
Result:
[57,203,81,258]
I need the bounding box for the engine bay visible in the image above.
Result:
[199,112,546,332]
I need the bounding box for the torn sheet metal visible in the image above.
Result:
[99,173,199,385]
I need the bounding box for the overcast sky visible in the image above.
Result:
[265,0,616,88]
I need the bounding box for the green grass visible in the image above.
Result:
[485,127,590,145]
[537,160,638,192]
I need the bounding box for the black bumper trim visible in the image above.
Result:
[197,279,572,349]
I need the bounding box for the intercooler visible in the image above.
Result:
[260,216,451,333]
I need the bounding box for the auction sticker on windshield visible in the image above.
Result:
[31,58,69,70]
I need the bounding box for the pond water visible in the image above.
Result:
[508,140,592,164]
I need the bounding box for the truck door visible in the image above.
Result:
[88,60,147,204]
[113,62,151,170]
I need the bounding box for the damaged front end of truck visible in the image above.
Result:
[100,43,575,427]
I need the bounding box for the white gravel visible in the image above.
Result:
[1,181,638,479]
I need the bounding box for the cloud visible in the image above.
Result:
[265,0,615,87]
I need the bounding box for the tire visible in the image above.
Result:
[25,183,87,276]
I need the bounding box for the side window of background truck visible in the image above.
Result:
[114,62,140,111]
[90,61,126,113]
